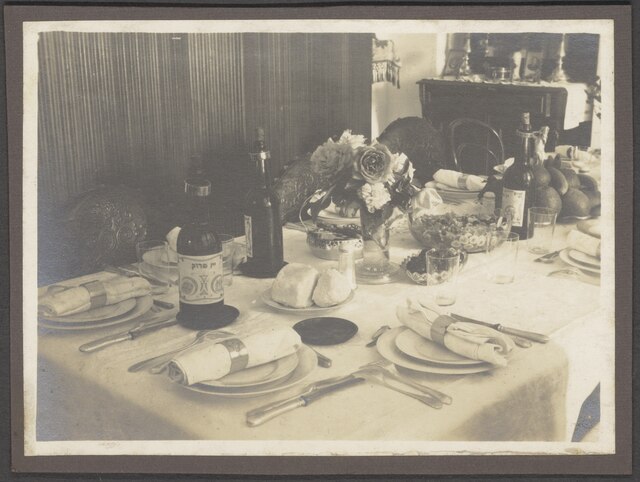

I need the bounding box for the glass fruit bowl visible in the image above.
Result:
[408,204,512,254]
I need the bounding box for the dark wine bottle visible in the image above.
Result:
[176,178,229,330]
[242,128,284,277]
[502,112,536,239]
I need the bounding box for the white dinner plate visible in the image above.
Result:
[199,352,299,389]
[394,328,485,367]
[183,345,317,398]
[261,288,354,314]
[568,249,601,269]
[377,327,493,375]
[39,297,137,324]
[559,249,601,274]
[38,295,154,331]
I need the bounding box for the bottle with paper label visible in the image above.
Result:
[502,112,536,239]
[176,178,229,330]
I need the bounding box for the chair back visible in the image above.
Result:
[448,118,505,175]
[377,116,446,183]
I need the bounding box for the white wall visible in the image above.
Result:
[371,33,446,139]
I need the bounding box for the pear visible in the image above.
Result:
[547,167,569,195]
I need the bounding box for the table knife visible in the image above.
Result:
[79,316,177,353]
[534,250,561,263]
[246,375,365,427]
[450,313,549,344]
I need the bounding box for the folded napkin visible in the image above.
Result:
[567,229,601,259]
[433,169,487,191]
[167,326,302,385]
[554,145,593,163]
[396,299,514,367]
[38,277,150,317]
[165,227,181,263]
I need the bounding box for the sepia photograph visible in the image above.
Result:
[6,3,632,476]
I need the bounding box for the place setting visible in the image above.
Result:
[547,224,601,284]
[37,273,158,332]
[424,169,488,203]
[374,298,549,377]
[131,324,319,399]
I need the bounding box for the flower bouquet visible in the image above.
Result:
[307,130,421,283]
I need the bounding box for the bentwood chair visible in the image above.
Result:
[377,116,447,184]
[447,117,505,176]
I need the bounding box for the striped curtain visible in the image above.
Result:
[37,31,372,234]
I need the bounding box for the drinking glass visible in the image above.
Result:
[527,207,558,254]
[136,240,174,290]
[426,247,462,306]
[218,234,236,287]
[485,232,520,284]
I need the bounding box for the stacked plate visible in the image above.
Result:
[38,295,154,331]
[180,345,317,398]
[376,327,493,375]
[559,249,601,276]
[424,180,485,203]
[38,275,155,331]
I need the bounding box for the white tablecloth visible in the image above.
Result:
[35,215,607,451]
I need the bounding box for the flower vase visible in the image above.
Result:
[355,207,400,284]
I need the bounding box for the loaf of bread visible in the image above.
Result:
[271,263,320,308]
[312,269,352,307]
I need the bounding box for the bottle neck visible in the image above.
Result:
[250,149,270,189]
[515,124,536,166]
[187,194,211,223]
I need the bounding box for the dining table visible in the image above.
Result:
[35,195,609,451]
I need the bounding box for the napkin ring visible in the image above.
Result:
[456,174,469,190]
[81,280,108,309]
[219,338,249,373]
[430,315,455,346]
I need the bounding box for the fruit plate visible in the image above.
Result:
[261,288,354,314]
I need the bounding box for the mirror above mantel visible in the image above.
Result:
[446,32,599,84]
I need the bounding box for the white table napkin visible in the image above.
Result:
[396,299,514,366]
[433,169,487,191]
[567,229,600,258]
[167,326,302,385]
[38,277,151,317]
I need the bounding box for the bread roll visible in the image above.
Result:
[271,263,320,308]
[312,269,352,307]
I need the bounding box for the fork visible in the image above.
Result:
[362,360,452,405]
[357,368,443,409]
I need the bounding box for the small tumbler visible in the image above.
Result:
[485,231,520,284]
[338,246,357,290]
[527,207,558,255]
[426,247,463,306]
